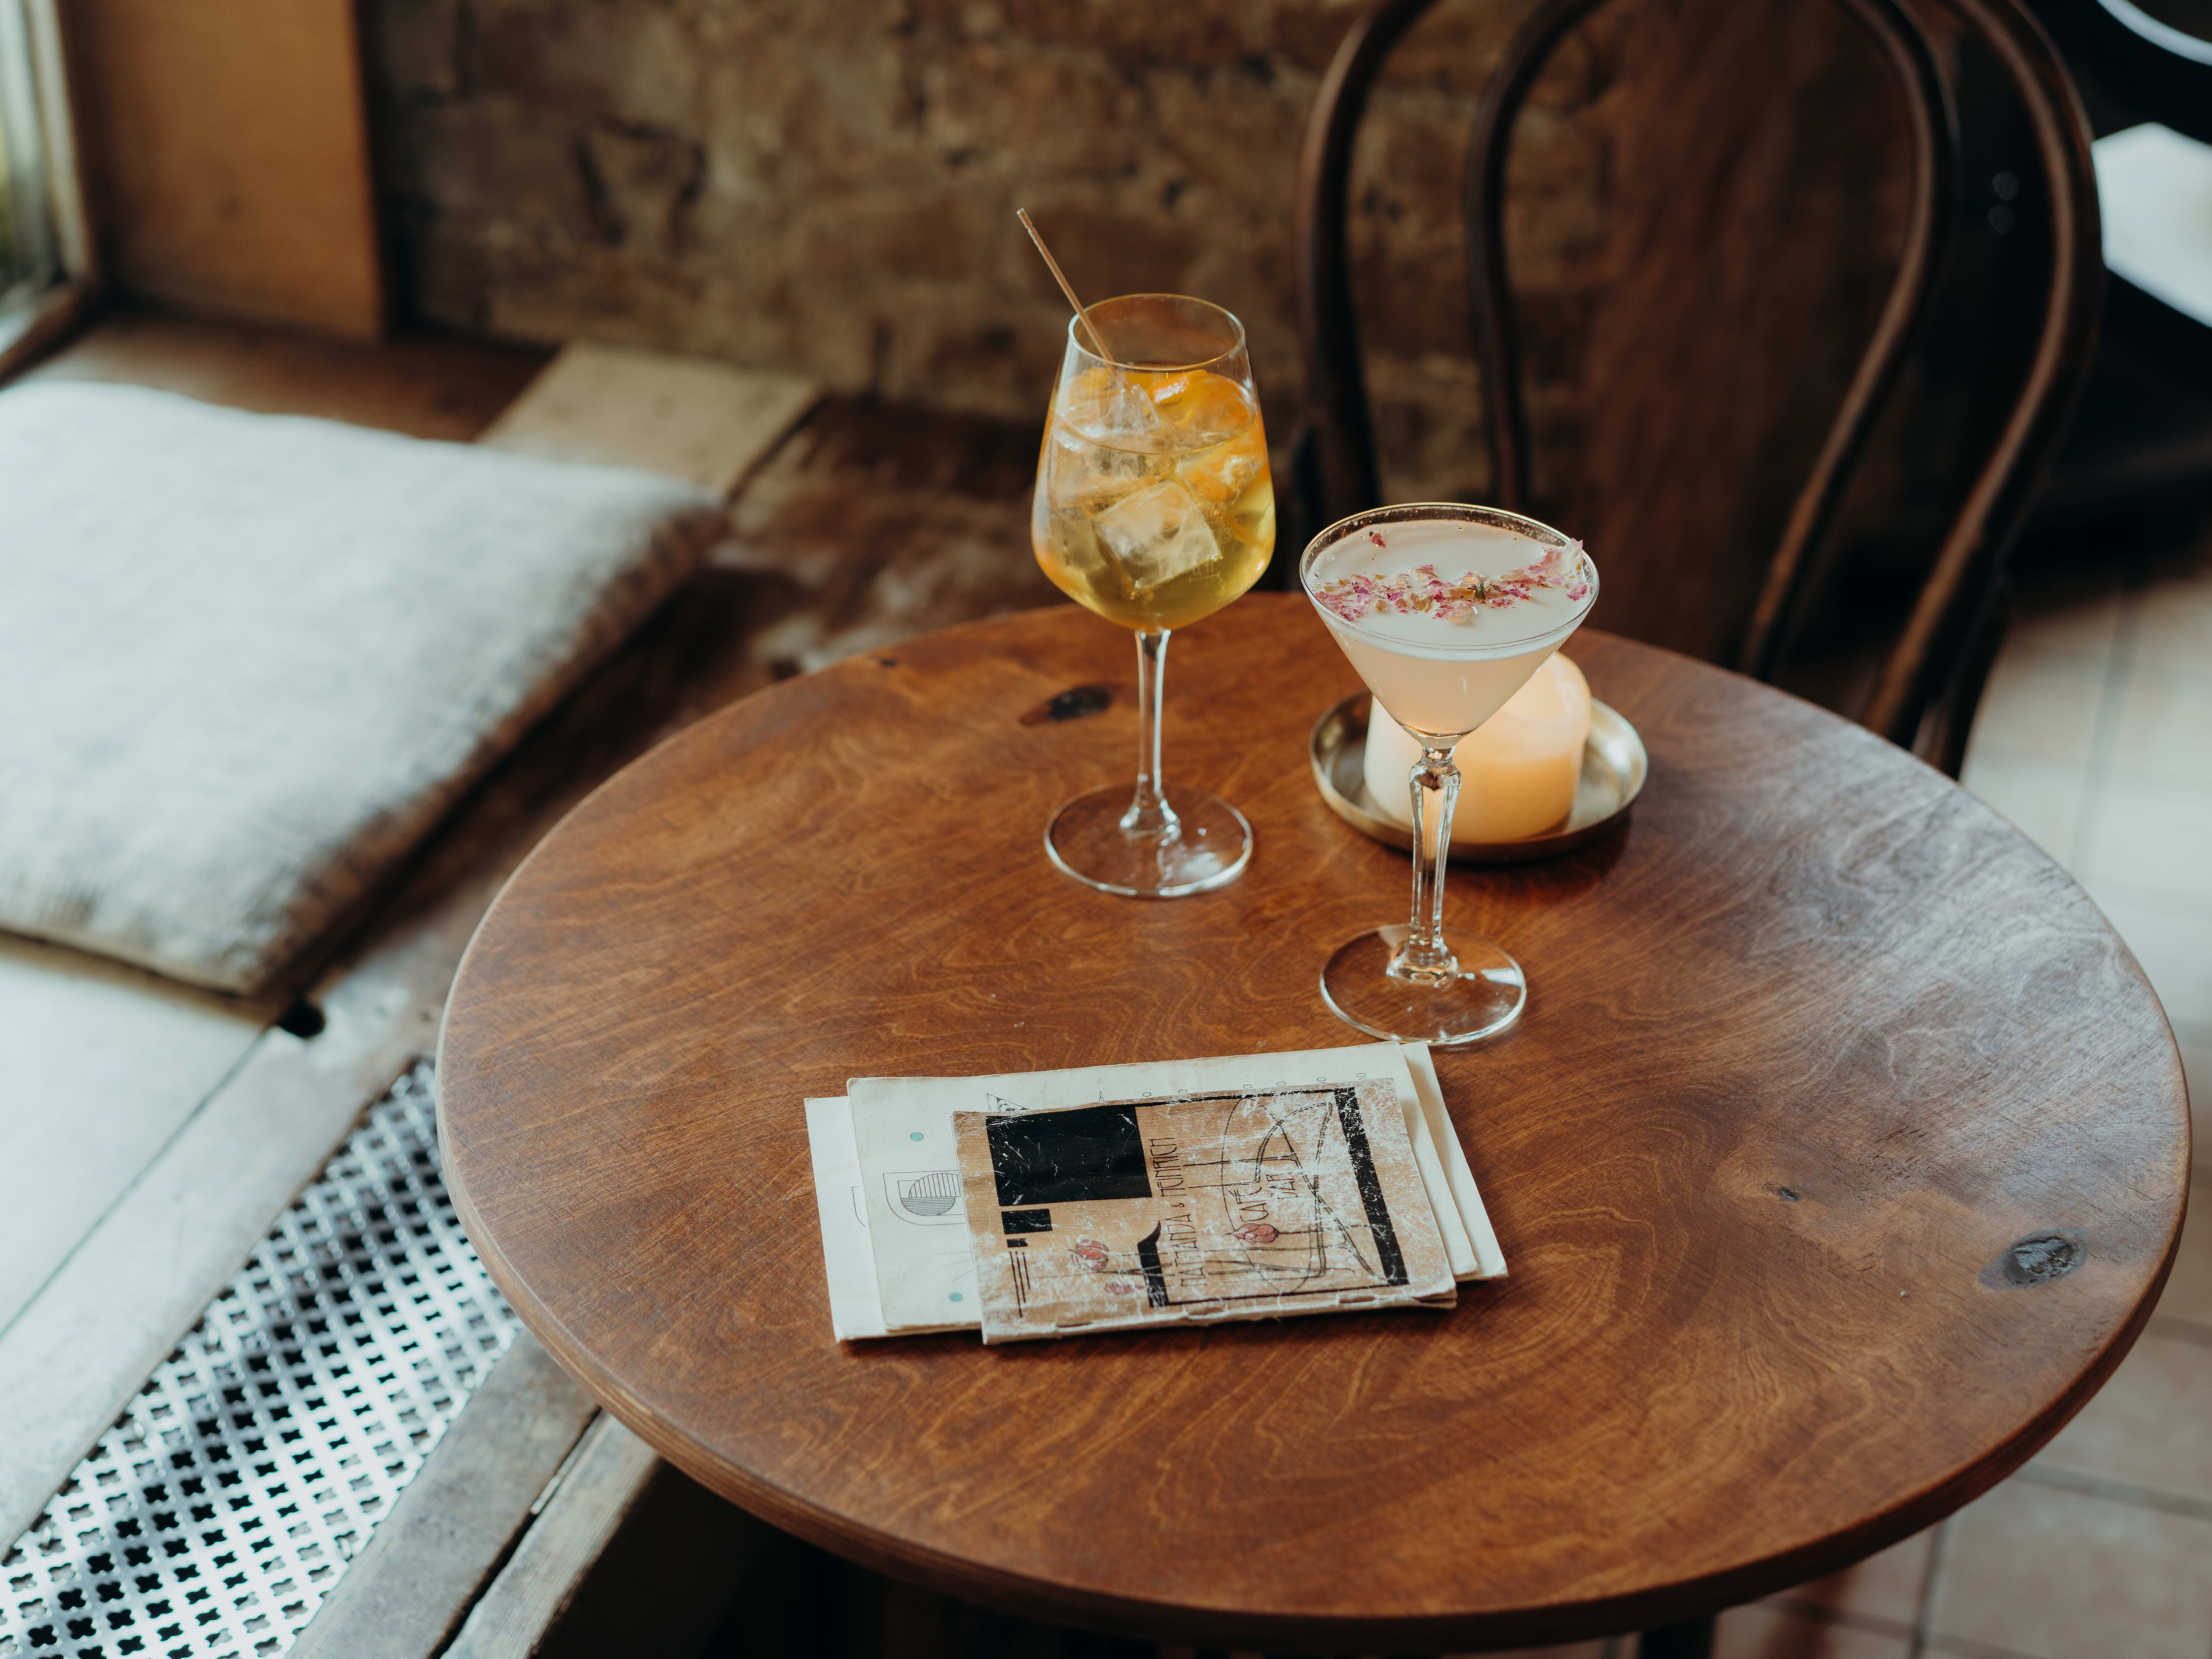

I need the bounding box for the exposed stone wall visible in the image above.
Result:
[365,0,1906,639]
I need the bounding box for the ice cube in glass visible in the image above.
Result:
[1092,479,1221,593]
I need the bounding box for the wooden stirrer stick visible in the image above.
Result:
[1016,208,1125,369]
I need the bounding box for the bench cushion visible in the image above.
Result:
[0,382,719,995]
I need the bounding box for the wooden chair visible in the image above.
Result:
[1293,0,2104,776]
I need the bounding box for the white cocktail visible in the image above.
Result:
[1301,504,1599,1043]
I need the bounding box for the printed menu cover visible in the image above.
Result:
[834,1044,1494,1337]
[949,1077,1456,1344]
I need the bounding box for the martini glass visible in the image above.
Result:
[1031,293,1275,896]
[1300,503,1598,1043]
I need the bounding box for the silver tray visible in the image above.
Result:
[1309,692,1647,863]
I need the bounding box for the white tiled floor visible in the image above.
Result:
[1488,537,2212,1658]
[1930,1478,2212,1659]
[1962,541,2212,1147]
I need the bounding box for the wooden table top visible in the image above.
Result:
[438,593,2190,1651]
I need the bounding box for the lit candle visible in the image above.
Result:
[1361,653,1590,849]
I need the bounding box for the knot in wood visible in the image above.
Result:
[1020,684,1113,725]
[1985,1232,2086,1288]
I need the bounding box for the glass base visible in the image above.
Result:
[1319,926,1527,1044]
[1045,785,1252,898]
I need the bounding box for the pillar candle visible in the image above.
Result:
[1361,653,1590,849]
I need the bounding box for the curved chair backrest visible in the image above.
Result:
[1296,0,2103,771]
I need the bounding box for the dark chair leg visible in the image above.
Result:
[1637,1614,1717,1659]
[1267,421,1327,591]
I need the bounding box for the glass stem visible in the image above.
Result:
[1121,627,1180,841]
[1391,744,1461,982]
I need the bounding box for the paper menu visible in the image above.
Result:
[952,1077,1456,1344]
[1401,1042,1507,1281]
[802,1097,894,1340]
[807,1043,1506,1340]
[853,1045,1428,1335]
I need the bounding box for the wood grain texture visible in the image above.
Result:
[65,0,384,338]
[440,598,2182,1652]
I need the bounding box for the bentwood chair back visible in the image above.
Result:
[1294,0,2104,775]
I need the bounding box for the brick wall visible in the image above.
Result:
[363,0,1903,555]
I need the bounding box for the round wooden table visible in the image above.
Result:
[438,594,2188,1652]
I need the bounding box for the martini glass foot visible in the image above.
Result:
[1046,785,1251,898]
[1319,926,1526,1044]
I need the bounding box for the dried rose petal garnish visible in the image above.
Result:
[1315,540,1590,624]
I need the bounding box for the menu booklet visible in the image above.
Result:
[805,1043,1504,1344]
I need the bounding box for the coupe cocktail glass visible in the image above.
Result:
[1300,504,1598,1043]
[1032,293,1275,896]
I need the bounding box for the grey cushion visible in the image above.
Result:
[0,382,719,994]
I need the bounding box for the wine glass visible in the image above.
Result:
[1031,294,1275,896]
[1300,503,1598,1043]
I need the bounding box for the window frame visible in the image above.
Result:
[0,0,93,378]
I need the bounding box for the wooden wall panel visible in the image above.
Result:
[69,0,383,339]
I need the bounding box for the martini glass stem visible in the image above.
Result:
[1122,627,1180,840]
[1393,744,1462,982]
